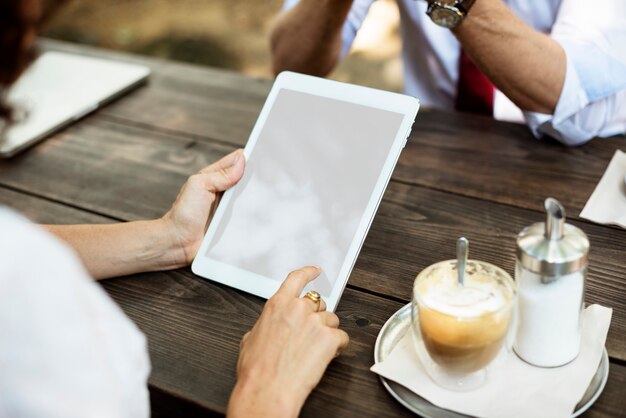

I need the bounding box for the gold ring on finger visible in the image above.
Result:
[303,290,322,311]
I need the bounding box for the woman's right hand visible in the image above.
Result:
[227,266,350,418]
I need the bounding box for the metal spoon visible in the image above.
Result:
[456,237,468,287]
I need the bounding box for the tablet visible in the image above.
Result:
[0,51,150,158]
[192,72,419,311]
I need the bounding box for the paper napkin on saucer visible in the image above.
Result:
[371,305,612,418]
[580,150,626,228]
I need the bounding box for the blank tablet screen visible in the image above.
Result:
[204,88,404,297]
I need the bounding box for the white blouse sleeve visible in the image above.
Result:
[523,0,626,146]
[282,0,376,58]
[0,208,150,418]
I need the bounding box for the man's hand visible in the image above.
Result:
[227,266,350,418]
[271,0,355,76]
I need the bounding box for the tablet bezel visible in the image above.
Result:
[192,71,419,311]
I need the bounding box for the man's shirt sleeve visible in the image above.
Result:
[524,0,626,146]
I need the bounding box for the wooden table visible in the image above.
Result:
[2,40,625,417]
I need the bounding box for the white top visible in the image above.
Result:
[284,0,626,146]
[0,208,150,417]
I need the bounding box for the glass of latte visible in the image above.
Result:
[411,259,516,391]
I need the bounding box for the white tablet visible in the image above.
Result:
[192,72,419,311]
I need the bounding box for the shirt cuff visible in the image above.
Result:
[523,45,592,146]
[282,0,299,10]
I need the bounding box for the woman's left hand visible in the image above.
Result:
[45,149,245,279]
[161,148,245,267]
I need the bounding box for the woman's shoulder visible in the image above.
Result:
[0,206,151,417]
[0,207,76,272]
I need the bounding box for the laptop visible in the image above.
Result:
[0,51,150,158]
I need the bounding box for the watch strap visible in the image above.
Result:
[455,0,476,15]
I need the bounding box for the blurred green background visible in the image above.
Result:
[42,0,403,92]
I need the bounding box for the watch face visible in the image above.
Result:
[428,5,464,28]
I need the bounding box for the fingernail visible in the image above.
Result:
[235,149,245,163]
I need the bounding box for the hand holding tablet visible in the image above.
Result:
[192,72,419,311]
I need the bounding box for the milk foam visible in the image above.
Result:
[418,273,509,318]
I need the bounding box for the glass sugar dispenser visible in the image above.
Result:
[513,198,590,367]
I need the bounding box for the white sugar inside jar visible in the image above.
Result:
[513,198,589,368]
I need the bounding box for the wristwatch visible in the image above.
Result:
[425,0,476,29]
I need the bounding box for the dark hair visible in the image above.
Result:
[0,1,35,121]
[0,0,68,123]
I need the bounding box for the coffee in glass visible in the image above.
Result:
[411,259,516,390]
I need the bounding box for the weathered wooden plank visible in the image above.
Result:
[2,39,621,417]
[0,186,112,224]
[4,176,624,417]
[41,40,626,217]
[39,39,271,96]
[103,270,415,418]
[101,78,623,218]
[40,39,268,146]
[1,186,413,417]
[1,119,624,362]
[102,270,626,418]
[0,117,234,221]
[399,109,625,217]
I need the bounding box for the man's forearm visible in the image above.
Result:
[45,220,185,280]
[453,0,566,114]
[271,0,354,76]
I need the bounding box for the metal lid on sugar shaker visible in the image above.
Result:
[516,198,590,278]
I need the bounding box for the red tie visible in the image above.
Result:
[455,49,495,116]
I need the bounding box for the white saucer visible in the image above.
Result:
[374,303,609,418]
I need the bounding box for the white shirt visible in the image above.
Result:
[0,208,150,417]
[284,0,626,146]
